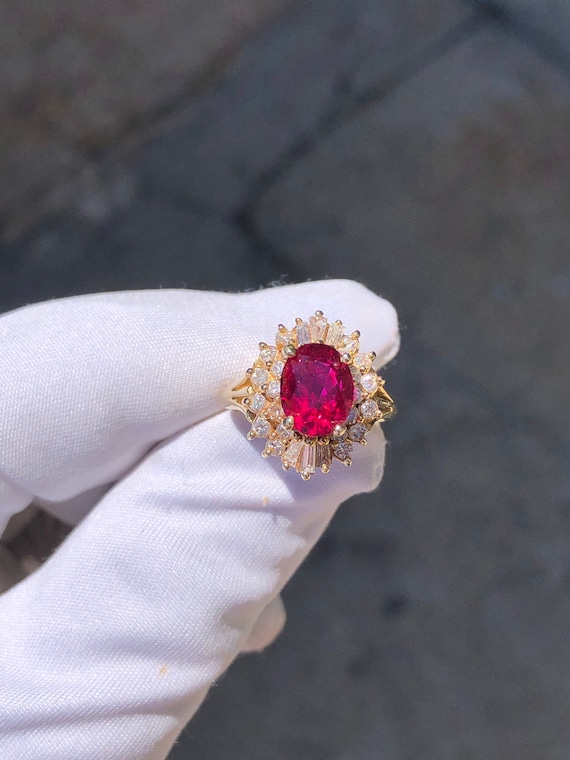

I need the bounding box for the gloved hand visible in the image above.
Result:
[0,280,399,760]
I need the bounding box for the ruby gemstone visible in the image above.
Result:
[280,343,354,437]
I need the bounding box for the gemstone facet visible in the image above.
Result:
[280,343,354,437]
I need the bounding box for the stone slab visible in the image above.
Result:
[254,28,570,440]
[0,201,279,314]
[0,0,291,238]
[497,0,570,56]
[138,0,471,214]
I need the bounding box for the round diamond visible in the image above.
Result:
[360,373,378,394]
[271,360,284,378]
[333,441,353,461]
[266,379,281,399]
[349,423,367,442]
[360,399,379,420]
[280,344,354,437]
[250,393,267,413]
[260,347,278,364]
[341,338,359,355]
[252,417,270,437]
[275,330,292,348]
[251,367,269,386]
[266,401,284,422]
[270,439,285,456]
[354,353,372,371]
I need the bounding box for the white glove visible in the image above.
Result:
[0,280,399,760]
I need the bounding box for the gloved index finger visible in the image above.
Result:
[0,280,399,510]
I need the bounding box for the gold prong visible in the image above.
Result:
[282,462,290,470]
[301,471,312,481]
[321,463,330,474]
[368,351,377,362]
[259,342,268,350]
[351,330,360,339]
[284,344,296,357]
[247,430,256,440]
[261,450,270,458]
[295,317,303,326]
[315,310,324,317]
[277,324,287,333]
[333,423,346,438]
[343,458,352,466]
[283,416,294,429]
[246,367,253,376]
[340,353,351,363]
[334,319,343,327]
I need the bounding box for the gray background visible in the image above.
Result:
[1,1,569,758]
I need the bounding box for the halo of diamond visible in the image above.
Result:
[231,311,395,480]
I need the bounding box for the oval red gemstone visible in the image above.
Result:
[280,343,354,437]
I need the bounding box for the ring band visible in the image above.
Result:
[229,311,395,479]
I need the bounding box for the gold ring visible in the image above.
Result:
[229,311,395,480]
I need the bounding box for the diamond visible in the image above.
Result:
[252,417,270,437]
[280,343,354,437]
[360,373,378,394]
[354,353,372,371]
[340,336,359,355]
[283,439,304,467]
[266,379,281,399]
[276,421,293,439]
[260,347,278,364]
[316,442,332,471]
[264,438,284,457]
[299,444,316,478]
[251,367,269,387]
[272,439,285,456]
[275,329,292,348]
[349,423,367,442]
[266,401,284,423]
[295,322,310,346]
[325,321,343,347]
[360,399,379,420]
[346,407,358,425]
[271,360,284,378]
[250,393,267,413]
[333,441,353,461]
[309,315,328,341]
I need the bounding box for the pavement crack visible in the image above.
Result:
[236,13,486,246]
[466,0,570,79]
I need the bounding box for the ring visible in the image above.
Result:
[229,311,395,480]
